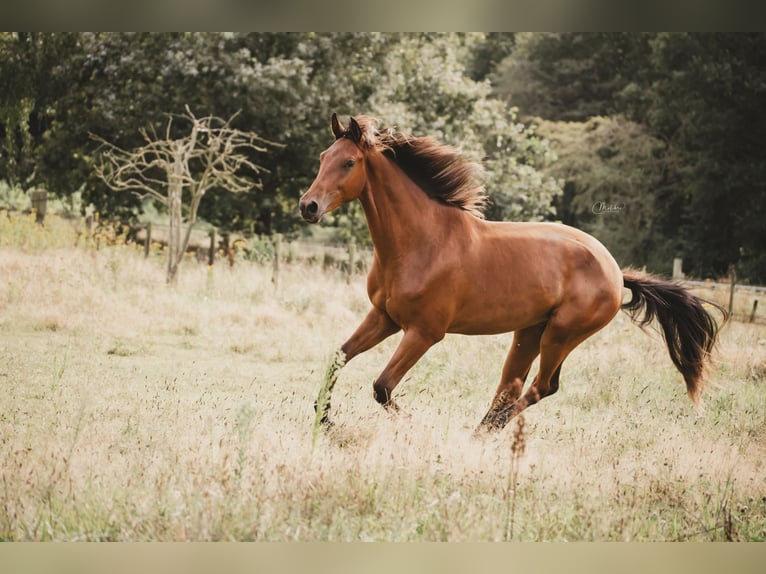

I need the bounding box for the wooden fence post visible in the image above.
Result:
[85,214,94,241]
[208,229,217,266]
[728,264,737,317]
[30,189,47,224]
[144,222,152,258]
[751,300,759,323]
[223,233,234,267]
[272,233,282,289]
[672,257,684,280]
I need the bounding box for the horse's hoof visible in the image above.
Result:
[472,421,500,438]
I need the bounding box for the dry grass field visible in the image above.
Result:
[1,214,765,541]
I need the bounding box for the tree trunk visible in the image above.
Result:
[92,109,269,286]
[166,157,184,285]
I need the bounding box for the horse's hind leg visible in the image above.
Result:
[478,335,572,432]
[477,323,545,431]
[477,307,613,432]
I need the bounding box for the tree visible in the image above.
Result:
[327,33,563,244]
[239,32,397,236]
[533,115,677,271]
[645,33,766,281]
[494,33,655,122]
[496,32,766,282]
[0,32,81,187]
[93,107,272,284]
[466,32,516,82]
[37,32,262,217]
[23,33,395,236]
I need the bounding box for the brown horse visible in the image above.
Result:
[299,114,727,433]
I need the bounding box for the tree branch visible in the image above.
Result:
[90,107,277,283]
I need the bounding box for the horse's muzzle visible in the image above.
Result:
[299,199,320,223]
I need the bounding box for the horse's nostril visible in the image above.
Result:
[299,199,321,222]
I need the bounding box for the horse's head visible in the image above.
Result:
[299,114,369,223]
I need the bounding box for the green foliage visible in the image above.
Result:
[494,33,655,122]
[0,32,560,244]
[364,33,561,233]
[0,180,28,211]
[3,32,765,282]
[0,33,81,187]
[475,101,560,222]
[645,33,766,282]
[534,116,677,271]
[499,32,766,282]
[466,32,516,82]
[244,235,276,264]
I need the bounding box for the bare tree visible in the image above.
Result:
[93,106,272,284]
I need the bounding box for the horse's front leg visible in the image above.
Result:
[371,327,444,412]
[315,306,400,427]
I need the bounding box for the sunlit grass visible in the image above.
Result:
[0,210,78,251]
[0,245,764,541]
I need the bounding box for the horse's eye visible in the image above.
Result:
[343,159,355,169]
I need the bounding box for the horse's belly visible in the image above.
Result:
[447,302,551,335]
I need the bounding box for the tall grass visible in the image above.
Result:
[0,235,764,540]
[0,210,78,251]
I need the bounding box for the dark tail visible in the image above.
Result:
[621,269,729,406]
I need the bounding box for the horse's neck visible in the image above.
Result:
[359,155,458,264]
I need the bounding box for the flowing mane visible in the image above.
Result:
[345,116,488,218]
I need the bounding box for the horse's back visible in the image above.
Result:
[479,220,622,285]
[445,219,623,334]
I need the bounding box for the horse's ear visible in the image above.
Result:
[348,116,364,146]
[331,113,345,139]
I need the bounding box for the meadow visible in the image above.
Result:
[1,214,765,541]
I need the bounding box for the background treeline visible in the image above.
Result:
[1,32,764,282]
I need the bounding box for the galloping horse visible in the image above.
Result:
[299,114,727,433]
